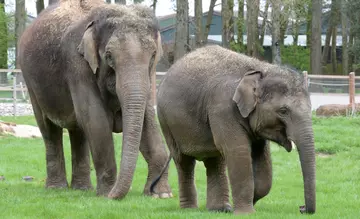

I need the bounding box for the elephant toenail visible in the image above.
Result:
[152,194,159,198]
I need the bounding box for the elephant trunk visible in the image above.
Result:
[108,65,148,199]
[294,118,316,214]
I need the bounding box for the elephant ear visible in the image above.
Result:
[232,70,263,118]
[77,21,98,74]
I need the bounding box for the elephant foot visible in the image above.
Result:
[144,175,173,199]
[96,183,113,197]
[208,203,233,213]
[234,206,255,215]
[71,179,93,190]
[45,178,68,189]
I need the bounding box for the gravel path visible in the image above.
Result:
[0,93,360,116]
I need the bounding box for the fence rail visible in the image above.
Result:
[0,69,359,116]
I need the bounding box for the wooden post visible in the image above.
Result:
[349,72,355,105]
[303,71,308,89]
[12,73,17,116]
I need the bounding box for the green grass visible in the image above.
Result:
[1,115,360,218]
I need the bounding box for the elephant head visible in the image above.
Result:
[77,5,162,199]
[233,68,316,214]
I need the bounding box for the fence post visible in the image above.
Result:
[12,73,17,116]
[303,71,308,90]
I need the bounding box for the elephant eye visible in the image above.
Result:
[105,51,114,68]
[277,106,289,116]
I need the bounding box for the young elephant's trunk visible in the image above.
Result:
[294,118,316,214]
[108,65,148,199]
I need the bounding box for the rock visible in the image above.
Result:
[0,176,5,181]
[0,122,41,138]
[22,176,34,181]
[316,103,360,117]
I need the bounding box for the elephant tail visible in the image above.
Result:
[150,155,172,195]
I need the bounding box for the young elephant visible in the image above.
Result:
[18,0,172,199]
[155,45,316,214]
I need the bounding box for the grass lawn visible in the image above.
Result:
[1,115,360,219]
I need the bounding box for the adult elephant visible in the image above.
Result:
[154,45,316,214]
[18,0,172,200]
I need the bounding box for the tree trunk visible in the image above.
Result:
[15,0,26,86]
[203,0,217,44]
[195,0,203,48]
[106,0,111,3]
[271,0,281,64]
[221,0,230,48]
[48,0,58,4]
[228,0,235,48]
[115,0,126,4]
[0,0,8,84]
[292,17,300,46]
[36,0,44,15]
[152,0,157,12]
[311,0,322,74]
[341,1,348,75]
[331,25,337,74]
[259,0,269,46]
[321,26,332,66]
[306,2,312,48]
[279,4,290,46]
[349,29,354,72]
[246,0,260,57]
[236,0,244,48]
[174,0,189,61]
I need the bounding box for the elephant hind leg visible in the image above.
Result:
[68,128,93,190]
[28,88,68,189]
[174,153,197,209]
[252,140,272,205]
[203,156,232,213]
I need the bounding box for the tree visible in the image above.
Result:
[246,0,260,57]
[221,0,233,48]
[194,0,203,48]
[36,0,45,15]
[341,0,348,74]
[115,0,126,4]
[279,4,290,46]
[310,0,322,74]
[345,0,360,73]
[15,0,26,69]
[259,0,269,46]
[271,0,281,64]
[0,0,8,83]
[235,0,244,50]
[174,0,189,61]
[106,0,111,3]
[151,0,157,12]
[48,0,58,4]
[203,0,217,44]
[306,2,312,48]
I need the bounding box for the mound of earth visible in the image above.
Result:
[316,103,360,117]
[0,121,42,138]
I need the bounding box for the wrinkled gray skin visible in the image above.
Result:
[156,45,316,214]
[18,0,172,200]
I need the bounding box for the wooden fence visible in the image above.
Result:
[0,69,359,116]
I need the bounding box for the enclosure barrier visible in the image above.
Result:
[0,69,359,116]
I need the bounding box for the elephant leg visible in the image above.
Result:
[209,111,255,214]
[69,128,93,190]
[70,83,117,196]
[28,89,67,188]
[174,153,197,209]
[252,140,272,205]
[140,102,172,198]
[203,156,232,213]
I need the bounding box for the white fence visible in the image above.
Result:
[0,69,359,116]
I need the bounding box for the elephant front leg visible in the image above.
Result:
[203,156,232,213]
[209,112,255,214]
[69,129,93,190]
[140,102,172,198]
[252,140,272,205]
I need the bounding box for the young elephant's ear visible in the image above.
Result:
[232,70,263,118]
[77,21,98,74]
